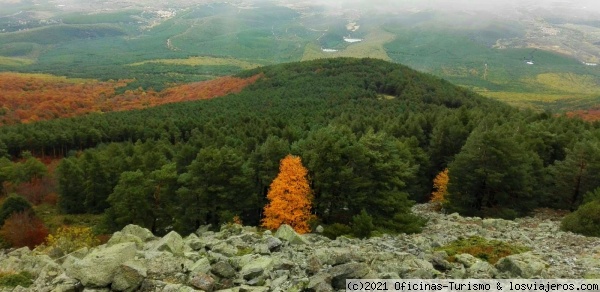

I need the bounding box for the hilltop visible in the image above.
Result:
[2,0,600,113]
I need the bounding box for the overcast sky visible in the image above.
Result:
[287,0,600,15]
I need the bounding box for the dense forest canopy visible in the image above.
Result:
[1,58,600,238]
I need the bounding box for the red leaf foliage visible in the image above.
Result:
[0,73,262,125]
[0,211,49,249]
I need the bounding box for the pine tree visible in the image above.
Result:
[262,155,313,234]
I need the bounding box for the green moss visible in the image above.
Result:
[0,271,33,288]
[437,236,529,264]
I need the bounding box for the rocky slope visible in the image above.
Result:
[1,204,599,292]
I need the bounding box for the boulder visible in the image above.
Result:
[454,253,479,268]
[495,252,547,278]
[151,231,185,256]
[274,224,309,245]
[328,262,372,289]
[188,272,215,291]
[467,260,497,278]
[315,225,324,234]
[184,234,204,251]
[578,256,600,279]
[211,261,237,278]
[307,273,333,292]
[210,242,238,257]
[265,236,283,252]
[66,242,137,287]
[240,256,273,281]
[107,231,144,249]
[111,260,147,292]
[239,285,270,292]
[482,218,518,230]
[190,257,211,274]
[144,251,188,279]
[162,283,197,292]
[314,248,357,266]
[399,258,440,278]
[121,225,155,242]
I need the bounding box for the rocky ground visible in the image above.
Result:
[1,204,599,292]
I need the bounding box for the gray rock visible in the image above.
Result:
[212,261,237,278]
[307,273,333,292]
[495,252,547,278]
[190,257,211,274]
[578,256,600,279]
[240,256,273,280]
[314,248,356,266]
[315,225,324,234]
[152,231,185,256]
[184,234,204,251]
[66,242,137,287]
[239,285,270,292]
[162,283,197,292]
[111,260,147,292]
[467,260,498,278]
[121,224,155,242]
[454,253,479,268]
[265,236,282,252]
[188,272,215,291]
[482,218,518,230]
[210,242,238,257]
[145,251,188,279]
[399,258,439,278]
[274,224,309,245]
[107,231,144,249]
[328,262,372,289]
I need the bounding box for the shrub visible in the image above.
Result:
[0,211,48,249]
[322,223,352,239]
[0,195,32,226]
[583,188,600,204]
[0,271,33,288]
[437,236,529,264]
[389,212,427,234]
[561,200,600,237]
[45,225,100,257]
[352,209,374,239]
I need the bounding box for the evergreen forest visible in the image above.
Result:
[1,58,600,244]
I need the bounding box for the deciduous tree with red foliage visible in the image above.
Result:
[262,155,313,234]
[0,210,48,248]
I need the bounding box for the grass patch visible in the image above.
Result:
[33,204,104,233]
[0,271,33,288]
[130,56,261,70]
[437,236,529,264]
[0,56,34,67]
[302,28,395,61]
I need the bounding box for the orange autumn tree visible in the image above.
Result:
[431,168,449,205]
[262,155,313,234]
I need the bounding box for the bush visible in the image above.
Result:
[44,226,100,257]
[322,223,352,239]
[0,195,32,226]
[352,209,374,239]
[0,211,48,249]
[436,236,529,264]
[0,271,33,288]
[583,188,600,204]
[561,200,600,237]
[388,212,427,234]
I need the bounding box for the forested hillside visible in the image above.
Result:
[1,58,600,246]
